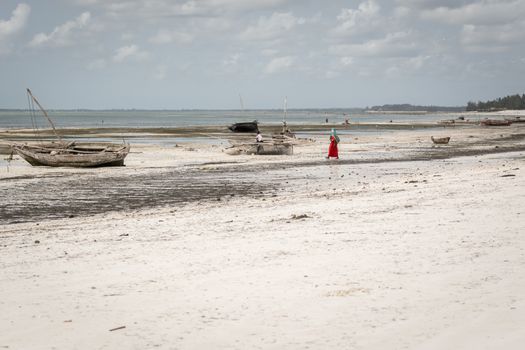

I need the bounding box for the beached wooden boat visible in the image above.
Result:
[12,142,130,167]
[504,116,525,123]
[228,121,258,133]
[225,142,293,155]
[431,136,451,144]
[10,89,130,167]
[480,119,512,126]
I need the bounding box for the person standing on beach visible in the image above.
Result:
[327,128,340,159]
[256,131,263,142]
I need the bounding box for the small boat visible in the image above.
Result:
[504,116,525,123]
[12,142,130,167]
[431,136,451,144]
[10,89,130,167]
[480,119,512,126]
[228,121,258,133]
[225,142,293,155]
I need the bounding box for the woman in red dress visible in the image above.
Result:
[327,128,339,159]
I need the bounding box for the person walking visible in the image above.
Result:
[327,128,340,159]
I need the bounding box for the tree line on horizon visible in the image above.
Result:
[367,104,465,112]
[466,93,525,111]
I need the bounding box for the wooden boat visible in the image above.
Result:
[480,119,512,126]
[10,89,130,167]
[12,142,130,167]
[431,136,450,144]
[228,121,258,133]
[505,116,525,123]
[225,141,293,155]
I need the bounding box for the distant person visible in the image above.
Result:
[325,117,329,123]
[256,131,263,143]
[327,128,340,159]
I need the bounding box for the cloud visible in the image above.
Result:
[112,44,149,63]
[0,3,30,38]
[80,0,289,19]
[264,56,295,74]
[334,0,381,35]
[461,22,525,52]
[330,32,417,57]
[420,1,525,26]
[395,0,477,10]
[240,12,305,41]
[29,12,91,47]
[149,29,193,45]
[0,3,30,54]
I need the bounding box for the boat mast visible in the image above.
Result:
[282,96,288,133]
[26,88,62,142]
[239,93,244,111]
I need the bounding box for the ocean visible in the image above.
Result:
[0,109,463,130]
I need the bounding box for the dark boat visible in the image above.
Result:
[228,121,258,133]
[480,119,512,126]
[431,136,451,144]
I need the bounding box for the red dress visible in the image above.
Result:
[328,136,338,158]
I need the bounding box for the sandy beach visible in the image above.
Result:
[1,122,524,349]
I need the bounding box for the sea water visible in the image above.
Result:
[0,109,463,129]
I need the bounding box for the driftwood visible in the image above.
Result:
[431,136,451,145]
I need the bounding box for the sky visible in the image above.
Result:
[0,0,524,109]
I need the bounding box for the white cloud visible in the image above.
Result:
[421,1,525,26]
[461,22,525,52]
[29,12,91,47]
[149,29,193,45]
[264,56,295,74]
[0,3,30,54]
[330,32,417,57]
[112,44,149,63]
[223,53,241,66]
[0,3,30,38]
[240,12,305,41]
[334,0,380,35]
[81,0,288,19]
[340,57,354,66]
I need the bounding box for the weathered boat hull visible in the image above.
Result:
[480,119,512,126]
[225,142,293,155]
[431,136,451,144]
[12,143,130,167]
[228,121,259,133]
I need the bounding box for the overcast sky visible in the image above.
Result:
[1,0,524,109]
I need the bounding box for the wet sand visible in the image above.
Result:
[1,122,524,349]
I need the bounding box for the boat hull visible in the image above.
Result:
[228,121,258,133]
[12,143,130,167]
[225,142,293,155]
[480,119,512,126]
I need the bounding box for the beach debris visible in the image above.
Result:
[501,174,516,177]
[34,240,40,244]
[119,233,129,236]
[109,325,126,332]
[291,214,311,220]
